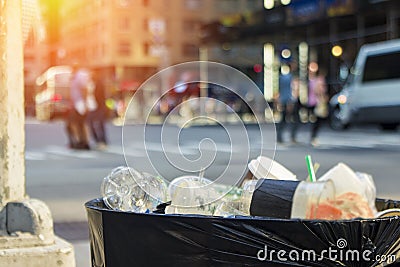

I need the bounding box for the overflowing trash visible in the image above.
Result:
[89,155,400,266]
[100,155,386,221]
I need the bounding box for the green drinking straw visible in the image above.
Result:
[306,155,317,182]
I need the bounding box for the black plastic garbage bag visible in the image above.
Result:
[85,198,400,267]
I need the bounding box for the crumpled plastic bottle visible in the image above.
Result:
[101,166,167,213]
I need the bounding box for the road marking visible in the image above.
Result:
[24,132,400,162]
[106,145,147,157]
[46,146,98,159]
[25,151,46,161]
[132,142,198,155]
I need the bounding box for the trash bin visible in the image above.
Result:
[85,198,400,267]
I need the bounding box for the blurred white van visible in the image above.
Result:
[35,66,72,121]
[330,39,400,130]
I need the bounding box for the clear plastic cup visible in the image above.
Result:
[291,180,336,219]
[166,176,219,215]
[166,174,260,216]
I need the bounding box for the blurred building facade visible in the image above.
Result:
[202,0,400,101]
[57,0,202,87]
[49,0,261,91]
[23,0,49,115]
[22,0,266,118]
[29,0,400,113]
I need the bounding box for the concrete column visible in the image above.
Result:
[0,1,75,266]
[0,0,26,207]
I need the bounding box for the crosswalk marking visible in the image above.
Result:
[46,146,98,159]
[25,151,47,161]
[25,132,400,162]
[108,146,146,157]
[25,145,101,161]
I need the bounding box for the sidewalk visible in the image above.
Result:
[54,222,90,267]
[73,241,90,267]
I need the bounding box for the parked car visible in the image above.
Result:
[330,39,400,130]
[35,66,72,121]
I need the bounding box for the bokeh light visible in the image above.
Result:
[281,48,291,59]
[308,62,319,73]
[281,64,290,75]
[332,45,343,57]
[264,0,274,9]
[253,64,262,73]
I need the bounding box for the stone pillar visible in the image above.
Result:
[0,1,75,266]
[0,0,26,207]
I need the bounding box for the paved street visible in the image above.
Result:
[25,118,400,266]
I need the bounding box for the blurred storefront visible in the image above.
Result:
[201,0,400,102]
[25,0,399,120]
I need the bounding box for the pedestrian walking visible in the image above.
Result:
[87,72,108,150]
[66,64,91,150]
[307,64,329,147]
[276,64,299,144]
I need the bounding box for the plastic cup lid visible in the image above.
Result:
[257,156,297,180]
[247,156,297,180]
[376,208,400,218]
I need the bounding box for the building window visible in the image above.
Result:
[145,18,167,34]
[119,17,130,31]
[24,54,35,61]
[145,43,168,57]
[147,19,167,43]
[144,42,150,56]
[184,0,202,10]
[143,18,148,31]
[118,41,131,56]
[182,43,198,57]
[98,43,106,58]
